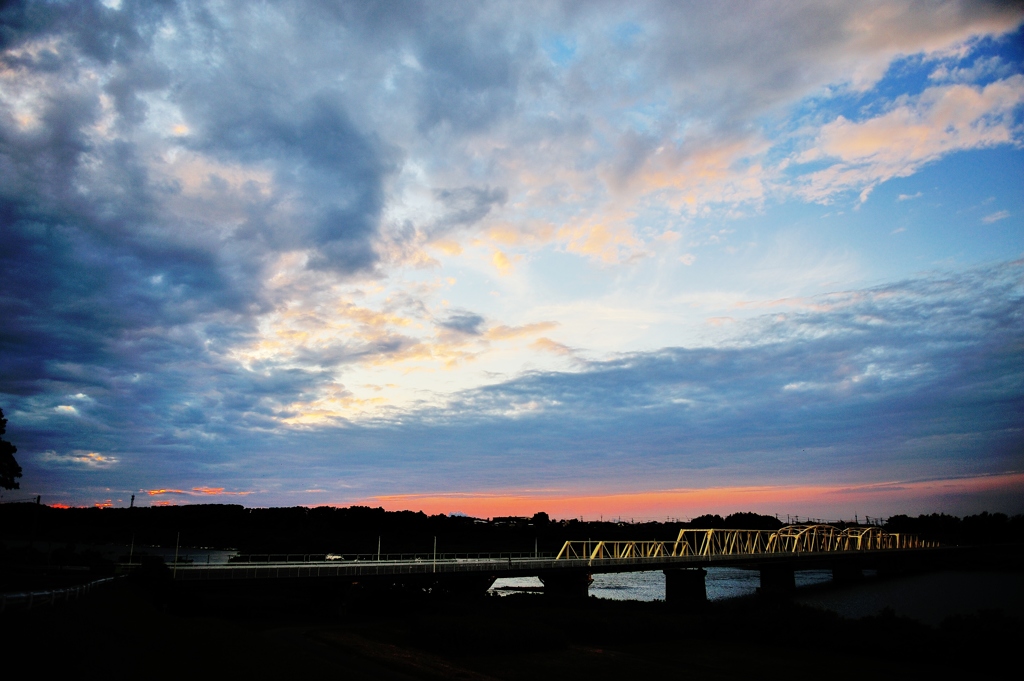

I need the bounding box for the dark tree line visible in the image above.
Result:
[884,512,1024,545]
[0,407,21,490]
[0,505,787,555]
[5,501,1020,554]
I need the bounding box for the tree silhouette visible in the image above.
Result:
[0,408,22,490]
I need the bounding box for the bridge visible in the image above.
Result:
[556,524,932,560]
[163,525,941,603]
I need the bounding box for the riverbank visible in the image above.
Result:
[494,564,1024,627]
[795,569,1024,625]
[8,576,1020,679]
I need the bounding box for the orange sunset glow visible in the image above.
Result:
[363,473,1024,520]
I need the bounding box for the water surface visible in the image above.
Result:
[490,567,832,601]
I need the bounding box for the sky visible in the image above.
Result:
[1,0,1022,519]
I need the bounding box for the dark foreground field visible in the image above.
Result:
[7,578,1021,680]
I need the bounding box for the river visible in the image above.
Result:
[490,568,1024,625]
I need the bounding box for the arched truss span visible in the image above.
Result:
[555,525,933,561]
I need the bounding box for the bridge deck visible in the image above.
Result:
[163,526,938,582]
[167,547,936,581]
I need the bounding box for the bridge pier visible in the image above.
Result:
[663,568,706,606]
[831,560,864,585]
[432,574,497,599]
[758,565,795,596]
[540,571,592,599]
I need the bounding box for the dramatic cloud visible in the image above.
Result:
[7,260,1022,510]
[1,1,1022,513]
[38,450,118,468]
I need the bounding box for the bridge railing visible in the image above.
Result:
[556,525,934,561]
[0,576,120,612]
[556,541,673,561]
[226,551,556,565]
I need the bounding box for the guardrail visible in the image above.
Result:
[228,551,553,564]
[1,576,120,613]
[169,555,574,580]
[167,549,899,581]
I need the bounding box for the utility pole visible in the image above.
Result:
[377,536,381,561]
[173,532,180,578]
[432,536,437,573]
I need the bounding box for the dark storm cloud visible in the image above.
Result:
[0,0,528,466]
[0,0,412,501]
[184,89,395,272]
[438,311,486,336]
[292,333,420,369]
[416,18,525,133]
[1,0,406,397]
[431,185,508,233]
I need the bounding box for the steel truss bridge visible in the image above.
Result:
[163,524,940,602]
[555,524,934,561]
